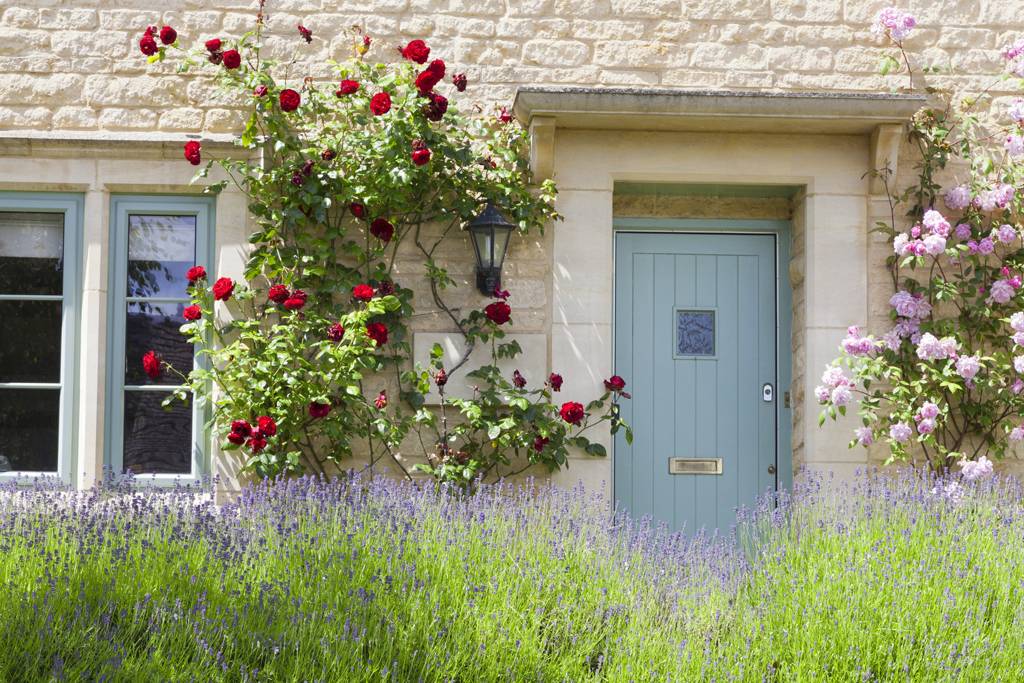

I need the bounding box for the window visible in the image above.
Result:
[675,309,716,358]
[107,196,214,481]
[0,194,81,480]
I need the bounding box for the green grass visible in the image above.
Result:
[1,471,1023,681]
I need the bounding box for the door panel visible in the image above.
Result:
[614,232,777,535]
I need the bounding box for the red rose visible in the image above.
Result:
[499,107,513,123]
[308,401,332,419]
[603,375,627,393]
[283,289,307,310]
[377,280,395,296]
[327,323,345,342]
[321,149,335,161]
[212,277,234,301]
[415,70,441,95]
[452,73,467,91]
[254,85,268,97]
[139,34,158,56]
[186,265,206,283]
[183,305,202,321]
[297,24,312,43]
[559,401,585,426]
[366,321,389,346]
[533,435,549,452]
[374,390,388,409]
[279,88,301,112]
[257,415,277,437]
[142,350,162,380]
[494,287,510,300]
[435,367,448,387]
[349,202,366,218]
[370,218,394,243]
[184,140,201,166]
[159,25,177,45]
[222,49,241,69]
[411,147,431,166]
[512,369,526,388]
[337,79,359,96]
[401,39,430,64]
[268,284,290,304]
[426,59,445,78]
[352,284,375,301]
[247,434,268,452]
[423,93,447,121]
[484,300,511,325]
[205,38,222,53]
[227,419,250,445]
[370,92,391,116]
[548,373,563,391]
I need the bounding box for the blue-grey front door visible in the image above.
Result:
[614,232,778,535]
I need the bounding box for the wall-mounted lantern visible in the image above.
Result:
[468,203,515,296]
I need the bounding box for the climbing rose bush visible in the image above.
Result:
[137,11,629,483]
[818,9,1024,473]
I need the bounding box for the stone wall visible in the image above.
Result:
[0,2,1020,136]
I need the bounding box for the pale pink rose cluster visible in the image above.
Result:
[955,354,981,381]
[814,365,854,406]
[1010,99,1024,124]
[889,421,913,443]
[1010,311,1024,347]
[913,400,940,435]
[915,332,958,361]
[959,455,994,481]
[894,209,950,257]
[1006,133,1024,158]
[974,184,1015,212]
[841,325,878,357]
[889,290,931,320]
[854,426,874,447]
[873,7,916,42]
[1003,38,1024,77]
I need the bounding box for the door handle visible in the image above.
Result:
[767,464,777,475]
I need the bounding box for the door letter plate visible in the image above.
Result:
[668,458,723,475]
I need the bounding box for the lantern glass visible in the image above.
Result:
[468,204,515,295]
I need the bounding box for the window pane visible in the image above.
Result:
[123,391,192,474]
[127,214,196,299]
[0,388,59,472]
[124,302,194,386]
[0,212,64,295]
[0,299,61,383]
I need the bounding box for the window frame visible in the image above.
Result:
[0,192,82,484]
[106,195,215,485]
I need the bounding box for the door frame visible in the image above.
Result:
[611,217,794,502]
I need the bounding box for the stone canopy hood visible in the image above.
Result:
[512,86,927,190]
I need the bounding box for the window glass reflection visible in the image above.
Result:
[127,215,196,299]
[0,388,60,472]
[124,301,194,386]
[0,212,63,295]
[0,300,62,383]
[123,391,192,474]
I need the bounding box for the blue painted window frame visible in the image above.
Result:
[0,192,82,484]
[106,195,215,484]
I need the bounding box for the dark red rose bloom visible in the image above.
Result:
[415,70,441,95]
[254,84,268,97]
[411,147,431,166]
[283,289,307,310]
[452,73,467,91]
[186,265,206,283]
[374,390,388,409]
[308,401,332,419]
[337,79,359,96]
[370,218,394,242]
[227,431,246,445]
[499,106,512,124]
[227,419,250,445]
[363,35,372,48]
[159,25,177,45]
[212,277,234,301]
[423,92,448,121]
[533,435,549,452]
[603,375,627,393]
[301,159,314,176]
[352,284,375,301]
[484,300,511,325]
[267,284,289,304]
[401,39,430,64]
[559,401,585,426]
[548,372,563,391]
[377,280,395,296]
[493,287,510,300]
[139,33,158,56]
[222,49,241,69]
[257,415,277,437]
[142,350,162,380]
[327,323,345,342]
[435,367,448,387]
[247,434,268,452]
[321,148,335,161]
[205,38,222,53]
[426,59,445,78]
[208,51,223,65]
[183,304,202,321]
[370,92,391,116]
[349,202,366,218]
[184,140,201,166]
[512,369,526,388]
[279,88,301,112]
[291,171,304,187]
[297,24,312,43]
[366,321,389,346]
